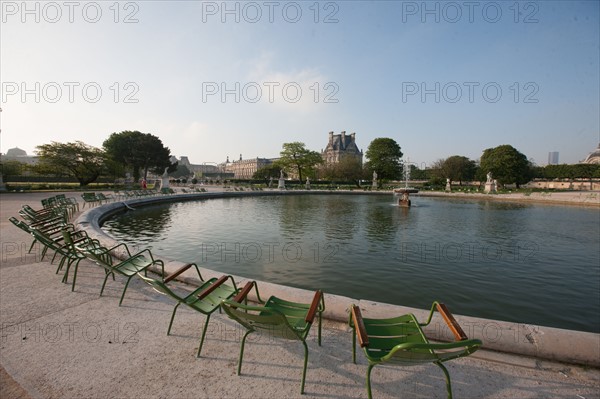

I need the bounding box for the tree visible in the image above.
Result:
[34,141,105,186]
[432,155,477,185]
[479,145,531,188]
[277,142,323,183]
[103,131,176,181]
[253,164,283,180]
[0,160,29,176]
[365,138,403,181]
[321,156,365,186]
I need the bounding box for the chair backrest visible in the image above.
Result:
[222,301,302,341]
[79,244,115,268]
[9,217,30,233]
[137,274,184,303]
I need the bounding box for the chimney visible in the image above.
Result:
[328,131,334,144]
[239,154,242,161]
[350,132,356,142]
[341,131,346,149]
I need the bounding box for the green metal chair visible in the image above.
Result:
[76,242,164,305]
[221,282,325,395]
[349,302,482,399]
[138,270,239,357]
[60,229,104,285]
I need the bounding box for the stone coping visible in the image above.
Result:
[75,191,600,367]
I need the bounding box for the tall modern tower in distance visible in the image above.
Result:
[548,151,559,165]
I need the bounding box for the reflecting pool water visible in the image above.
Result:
[102,194,600,333]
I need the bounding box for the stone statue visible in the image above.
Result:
[278,170,285,190]
[268,176,273,188]
[484,172,496,193]
[161,167,170,189]
[305,176,311,190]
[372,171,378,188]
[445,178,451,192]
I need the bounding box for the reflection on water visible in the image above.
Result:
[102,194,600,333]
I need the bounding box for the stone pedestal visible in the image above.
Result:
[445,179,451,192]
[484,181,496,193]
[394,188,419,207]
[278,178,285,190]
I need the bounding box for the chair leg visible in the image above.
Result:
[70,259,83,291]
[352,329,357,364]
[119,276,134,306]
[435,362,453,399]
[100,272,113,296]
[196,314,211,357]
[62,257,75,282]
[237,330,252,375]
[366,364,375,399]
[300,340,309,394]
[28,239,36,254]
[56,256,67,275]
[318,313,322,346]
[167,303,181,335]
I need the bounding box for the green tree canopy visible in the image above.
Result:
[34,141,105,186]
[365,138,403,181]
[533,163,600,179]
[321,156,365,186]
[253,164,284,180]
[277,142,323,182]
[432,155,477,185]
[479,144,531,188]
[103,131,176,181]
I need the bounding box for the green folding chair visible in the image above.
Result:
[77,242,164,305]
[349,302,482,399]
[221,282,325,394]
[138,270,239,357]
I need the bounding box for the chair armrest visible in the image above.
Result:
[231,281,256,303]
[305,290,323,323]
[350,305,369,348]
[106,243,132,257]
[197,275,235,300]
[164,263,195,283]
[436,303,468,341]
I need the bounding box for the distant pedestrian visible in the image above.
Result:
[141,178,147,189]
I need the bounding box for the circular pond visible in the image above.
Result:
[102,194,600,333]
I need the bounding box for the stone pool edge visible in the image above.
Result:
[75,191,600,368]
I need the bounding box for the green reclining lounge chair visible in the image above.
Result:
[75,242,164,305]
[349,302,482,399]
[138,269,239,357]
[221,282,325,395]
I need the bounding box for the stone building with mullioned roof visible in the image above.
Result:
[321,131,363,165]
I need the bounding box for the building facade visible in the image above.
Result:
[582,144,600,164]
[221,155,274,179]
[548,151,559,165]
[321,131,363,165]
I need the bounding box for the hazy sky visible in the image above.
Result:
[1,1,598,167]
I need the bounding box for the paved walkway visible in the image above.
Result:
[1,192,599,398]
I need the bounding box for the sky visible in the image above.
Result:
[1,0,599,168]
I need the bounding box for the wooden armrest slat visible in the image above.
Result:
[351,305,369,348]
[305,290,323,323]
[197,275,229,300]
[232,281,255,304]
[436,303,468,341]
[164,263,194,283]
